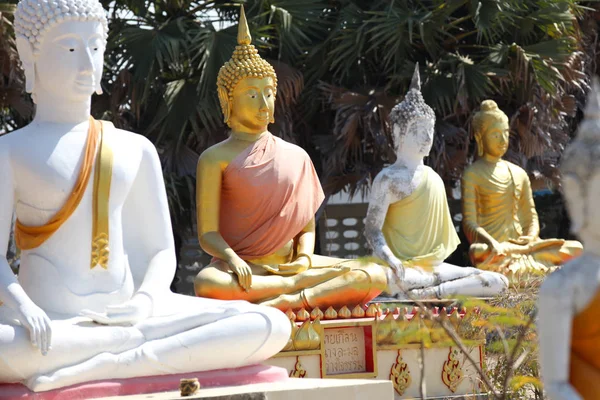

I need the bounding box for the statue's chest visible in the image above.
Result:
[13,133,139,212]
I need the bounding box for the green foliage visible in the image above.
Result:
[1,0,595,231]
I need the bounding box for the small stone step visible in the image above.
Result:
[98,378,393,400]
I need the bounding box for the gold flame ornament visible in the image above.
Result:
[290,356,307,378]
[390,351,412,396]
[442,347,464,393]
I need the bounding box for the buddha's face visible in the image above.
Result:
[229,76,276,134]
[481,121,509,158]
[25,20,105,102]
[394,117,435,158]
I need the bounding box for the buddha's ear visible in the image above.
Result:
[474,131,484,157]
[217,86,231,125]
[16,36,35,96]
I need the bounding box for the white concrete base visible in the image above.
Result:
[98,378,393,400]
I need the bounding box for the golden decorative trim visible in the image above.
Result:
[286,309,297,321]
[366,303,380,317]
[390,350,411,396]
[442,347,464,393]
[351,305,366,318]
[324,306,338,319]
[282,318,321,352]
[296,308,310,321]
[338,305,352,319]
[289,356,307,378]
[90,121,113,270]
[310,307,324,320]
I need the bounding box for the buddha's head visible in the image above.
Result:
[14,0,107,104]
[472,100,510,159]
[216,6,277,134]
[389,64,436,159]
[560,78,600,240]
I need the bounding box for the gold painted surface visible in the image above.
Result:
[289,357,307,378]
[442,347,464,393]
[296,308,310,322]
[338,306,352,319]
[462,100,582,278]
[90,121,113,270]
[351,305,366,318]
[390,350,412,396]
[282,319,322,352]
[310,307,324,321]
[324,307,338,320]
[193,5,388,311]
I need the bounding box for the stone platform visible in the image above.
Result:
[0,364,287,400]
[98,378,394,400]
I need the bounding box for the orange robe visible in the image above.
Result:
[570,288,600,399]
[219,133,324,260]
[15,117,100,250]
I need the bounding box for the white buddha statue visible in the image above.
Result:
[0,0,290,392]
[364,65,509,299]
[538,78,600,400]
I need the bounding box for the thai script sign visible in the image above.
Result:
[323,327,366,375]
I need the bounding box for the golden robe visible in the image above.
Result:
[382,167,460,268]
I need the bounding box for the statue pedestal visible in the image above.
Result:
[267,306,486,399]
[99,378,394,400]
[0,364,288,399]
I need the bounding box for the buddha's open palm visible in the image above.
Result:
[16,301,52,355]
[80,292,152,325]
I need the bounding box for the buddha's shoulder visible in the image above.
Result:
[0,124,33,153]
[198,140,231,164]
[273,136,310,158]
[105,126,158,155]
[502,160,528,177]
[373,165,411,188]
[462,160,485,178]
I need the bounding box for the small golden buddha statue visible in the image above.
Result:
[462,100,583,277]
[193,6,388,311]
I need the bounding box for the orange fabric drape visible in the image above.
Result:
[570,288,600,399]
[15,117,100,250]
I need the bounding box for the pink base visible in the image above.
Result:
[0,364,288,400]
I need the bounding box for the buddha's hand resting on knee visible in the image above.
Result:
[80,292,153,325]
[508,236,535,246]
[229,257,252,291]
[15,301,52,355]
[277,255,310,274]
[483,240,507,265]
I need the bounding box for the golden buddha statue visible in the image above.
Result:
[462,100,583,277]
[193,6,387,311]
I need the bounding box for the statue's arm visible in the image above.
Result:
[196,150,252,289]
[538,272,582,400]
[196,150,240,263]
[364,173,399,269]
[0,143,51,354]
[295,218,316,257]
[122,137,178,298]
[461,170,496,245]
[518,172,540,238]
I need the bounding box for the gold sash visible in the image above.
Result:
[14,117,113,269]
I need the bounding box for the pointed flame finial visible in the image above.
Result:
[409,62,421,91]
[237,5,252,46]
